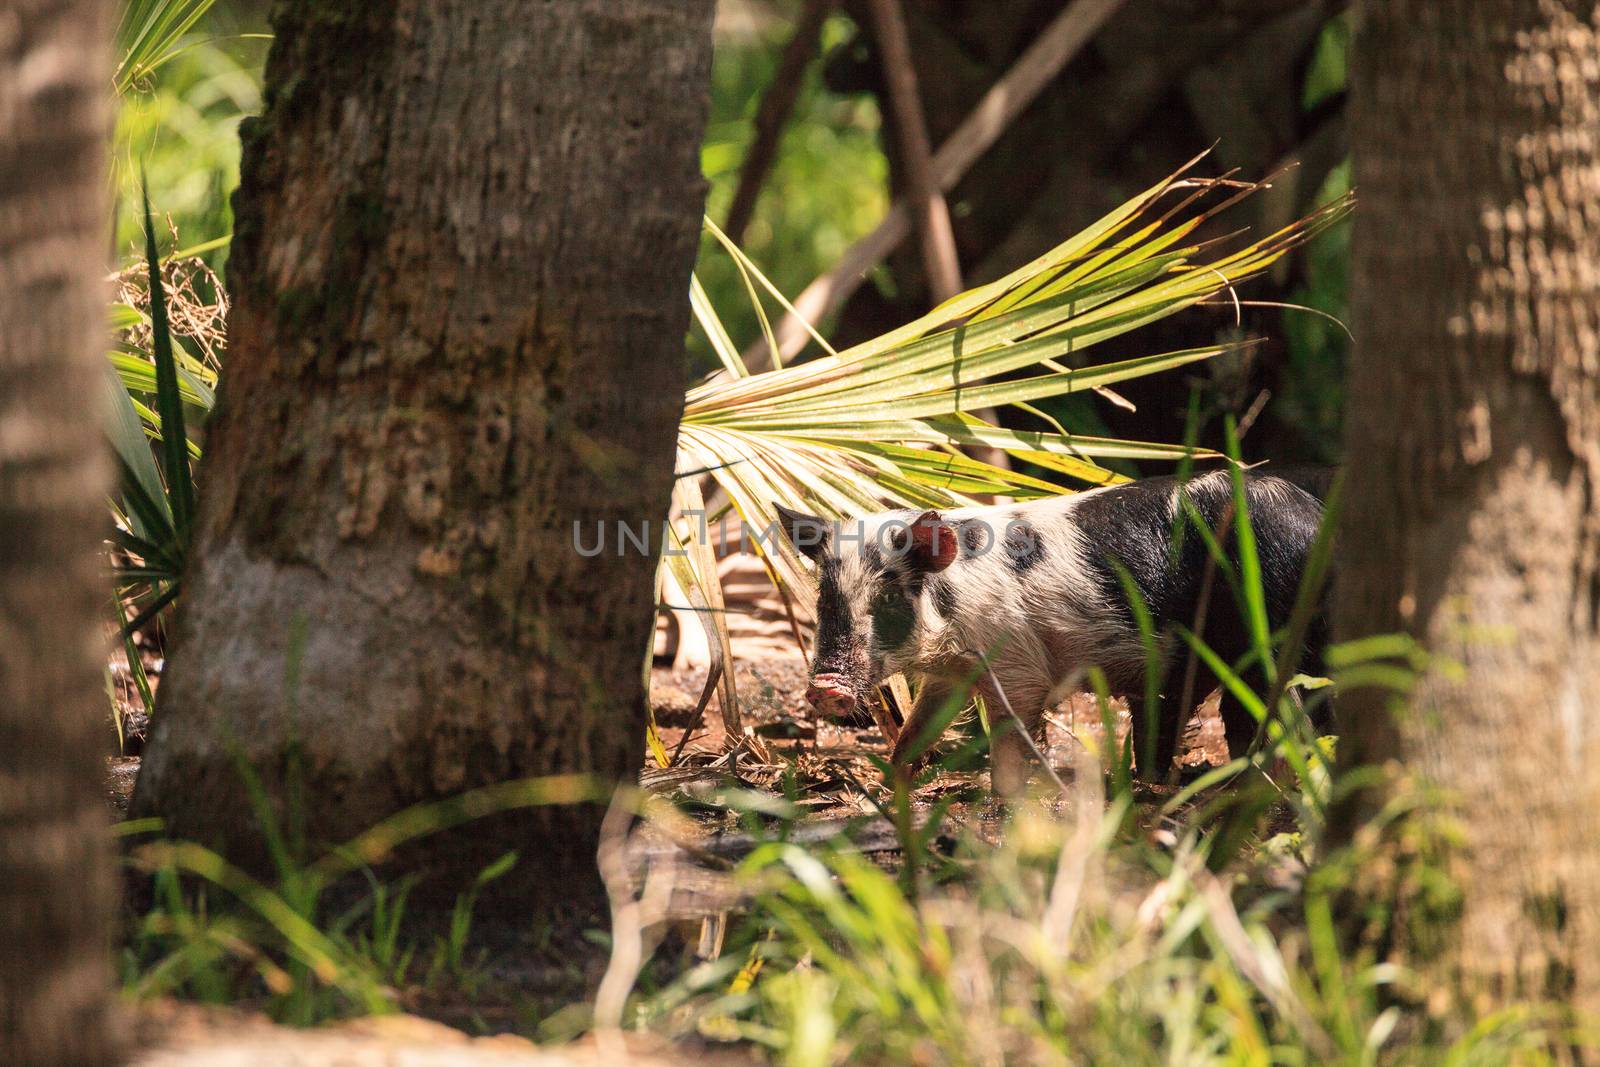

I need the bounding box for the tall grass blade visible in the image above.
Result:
[660,522,731,762]
[1222,418,1273,683]
[104,361,170,536]
[142,184,197,541]
[1108,560,1162,780]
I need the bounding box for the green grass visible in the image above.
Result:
[635,779,1564,1066]
[119,774,605,1025]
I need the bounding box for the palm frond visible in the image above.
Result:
[677,167,1349,620]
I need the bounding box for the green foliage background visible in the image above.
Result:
[122,4,1350,459]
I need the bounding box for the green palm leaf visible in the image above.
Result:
[116,0,225,94]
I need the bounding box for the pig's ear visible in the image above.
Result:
[907,510,958,573]
[773,502,831,562]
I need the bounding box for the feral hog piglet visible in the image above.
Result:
[776,470,1331,794]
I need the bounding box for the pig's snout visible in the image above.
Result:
[805,672,858,718]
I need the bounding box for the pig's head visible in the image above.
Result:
[774,504,958,719]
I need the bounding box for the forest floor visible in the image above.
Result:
[104,552,1232,1062]
[110,659,1227,1064]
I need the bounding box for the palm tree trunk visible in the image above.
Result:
[1339,0,1600,1017]
[0,1,118,1063]
[132,0,715,884]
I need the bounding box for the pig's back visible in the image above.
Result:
[1065,469,1325,641]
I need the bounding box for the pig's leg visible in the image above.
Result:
[1216,652,1267,758]
[889,679,963,769]
[976,673,1048,797]
[1129,692,1184,784]
[1218,666,1266,762]
[1220,669,1331,760]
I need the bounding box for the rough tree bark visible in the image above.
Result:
[1339,0,1600,1018]
[0,1,118,1063]
[133,0,716,879]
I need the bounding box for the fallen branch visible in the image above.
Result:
[866,0,962,302]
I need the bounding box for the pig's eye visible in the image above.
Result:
[869,588,915,650]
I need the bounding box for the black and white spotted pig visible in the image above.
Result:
[776,469,1331,794]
